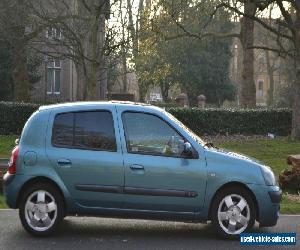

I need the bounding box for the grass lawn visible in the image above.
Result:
[0,195,6,209]
[281,194,300,214]
[0,136,299,213]
[217,138,300,177]
[0,135,18,158]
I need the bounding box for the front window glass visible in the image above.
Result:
[122,112,185,157]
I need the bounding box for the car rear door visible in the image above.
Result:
[46,106,124,208]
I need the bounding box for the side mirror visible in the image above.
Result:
[179,140,194,157]
[184,142,198,158]
[183,142,192,153]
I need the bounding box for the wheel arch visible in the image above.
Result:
[208,181,259,221]
[16,176,67,215]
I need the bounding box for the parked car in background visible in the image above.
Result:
[3,102,281,238]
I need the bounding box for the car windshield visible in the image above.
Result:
[163,110,206,146]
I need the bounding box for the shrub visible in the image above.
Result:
[0,102,292,136]
[0,102,39,135]
[167,108,292,136]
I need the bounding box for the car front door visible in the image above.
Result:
[46,107,124,209]
[117,108,207,213]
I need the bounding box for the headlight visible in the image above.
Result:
[260,165,276,186]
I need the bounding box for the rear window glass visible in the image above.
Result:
[52,111,116,151]
[52,112,73,147]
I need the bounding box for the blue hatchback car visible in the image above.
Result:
[3,102,281,238]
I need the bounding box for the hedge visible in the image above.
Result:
[0,102,292,136]
[168,108,292,136]
[0,102,39,135]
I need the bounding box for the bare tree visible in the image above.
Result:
[217,1,300,139]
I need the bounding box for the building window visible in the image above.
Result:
[46,27,62,40]
[257,80,264,98]
[46,59,61,95]
[258,56,265,72]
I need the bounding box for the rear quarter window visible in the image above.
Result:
[52,112,73,147]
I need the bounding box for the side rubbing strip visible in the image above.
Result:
[76,185,198,198]
[124,187,198,198]
[75,185,123,194]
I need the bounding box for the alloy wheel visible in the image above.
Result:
[24,190,57,232]
[217,194,250,235]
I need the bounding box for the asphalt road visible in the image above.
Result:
[0,210,298,250]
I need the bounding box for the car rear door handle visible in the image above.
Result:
[130,164,144,171]
[57,159,72,167]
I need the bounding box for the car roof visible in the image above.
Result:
[38,101,161,112]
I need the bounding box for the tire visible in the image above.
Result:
[211,186,256,239]
[19,182,64,236]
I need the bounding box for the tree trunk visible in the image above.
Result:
[240,1,256,107]
[291,11,300,140]
[98,14,107,100]
[75,62,87,101]
[136,0,145,47]
[120,0,128,93]
[12,42,30,102]
[265,50,274,106]
[160,82,169,102]
[86,62,98,100]
[127,0,138,60]
[291,55,300,140]
[121,45,128,93]
[85,12,99,100]
[11,0,30,102]
[99,58,107,100]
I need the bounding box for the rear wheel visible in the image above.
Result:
[211,187,256,239]
[19,182,64,236]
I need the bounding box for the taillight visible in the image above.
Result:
[8,146,19,174]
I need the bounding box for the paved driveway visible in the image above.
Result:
[0,210,298,250]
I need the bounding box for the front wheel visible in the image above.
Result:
[211,187,256,239]
[19,182,64,236]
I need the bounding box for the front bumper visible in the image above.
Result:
[248,184,281,227]
[269,190,282,204]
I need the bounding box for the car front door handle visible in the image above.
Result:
[57,159,72,167]
[130,164,144,171]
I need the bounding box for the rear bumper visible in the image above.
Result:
[3,173,26,209]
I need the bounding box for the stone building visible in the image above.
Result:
[109,70,140,101]
[30,0,110,103]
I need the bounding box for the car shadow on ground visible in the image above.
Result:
[1,215,287,250]
[57,218,217,239]
[51,217,267,240]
